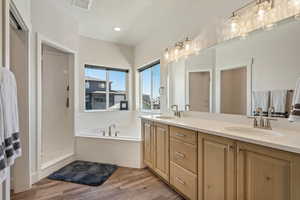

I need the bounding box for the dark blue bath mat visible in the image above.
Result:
[48,160,118,186]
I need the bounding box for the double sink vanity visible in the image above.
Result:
[141,13,300,200]
[141,114,300,200]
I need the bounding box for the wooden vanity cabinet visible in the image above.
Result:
[142,120,169,182]
[237,142,300,200]
[170,126,198,200]
[143,120,155,168]
[153,123,169,181]
[198,133,236,200]
[142,120,300,200]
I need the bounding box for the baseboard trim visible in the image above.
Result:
[31,172,39,184]
[41,152,74,170]
[12,183,31,194]
[32,153,75,183]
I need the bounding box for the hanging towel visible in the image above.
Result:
[0,68,21,168]
[252,91,270,113]
[270,90,287,114]
[289,78,300,122]
[0,95,8,183]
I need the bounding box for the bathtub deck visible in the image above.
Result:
[12,167,183,200]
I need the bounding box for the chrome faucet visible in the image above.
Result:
[257,107,265,128]
[248,107,277,130]
[185,104,191,111]
[268,106,275,117]
[108,124,116,136]
[100,129,106,136]
[171,105,182,118]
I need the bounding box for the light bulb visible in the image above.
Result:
[164,49,169,60]
[174,48,179,55]
[290,0,300,7]
[257,8,266,21]
[185,43,190,51]
[231,21,238,33]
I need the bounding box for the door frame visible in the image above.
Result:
[9,0,32,194]
[215,58,253,115]
[186,68,213,112]
[36,33,77,181]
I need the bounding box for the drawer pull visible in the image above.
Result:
[175,152,185,159]
[175,133,186,137]
[175,177,185,185]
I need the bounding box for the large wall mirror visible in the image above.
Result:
[167,20,300,118]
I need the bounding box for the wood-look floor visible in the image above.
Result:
[12,167,184,200]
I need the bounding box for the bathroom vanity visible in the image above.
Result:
[141,115,300,200]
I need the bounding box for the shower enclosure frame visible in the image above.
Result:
[36,33,77,182]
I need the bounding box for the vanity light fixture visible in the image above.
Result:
[164,37,194,63]
[163,0,300,64]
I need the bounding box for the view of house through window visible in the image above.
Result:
[140,61,160,111]
[85,65,128,110]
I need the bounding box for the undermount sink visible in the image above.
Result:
[155,115,175,120]
[224,126,283,137]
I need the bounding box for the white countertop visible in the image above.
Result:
[141,115,300,154]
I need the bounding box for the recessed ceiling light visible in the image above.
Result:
[114,27,121,32]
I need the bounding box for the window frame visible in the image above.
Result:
[84,64,129,112]
[139,60,161,113]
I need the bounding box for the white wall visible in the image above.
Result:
[216,20,300,92]
[12,0,31,28]
[76,36,139,136]
[30,0,79,180]
[76,36,141,167]
[133,0,250,68]
[168,48,216,111]
[78,36,134,112]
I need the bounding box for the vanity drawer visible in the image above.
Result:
[170,126,197,145]
[170,138,197,173]
[170,162,197,200]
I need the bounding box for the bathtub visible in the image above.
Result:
[75,126,144,169]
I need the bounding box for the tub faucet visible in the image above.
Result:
[100,129,106,136]
[108,124,116,136]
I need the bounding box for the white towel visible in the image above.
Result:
[0,94,7,182]
[0,68,21,168]
[270,90,287,113]
[252,91,269,113]
[292,78,300,107]
[289,78,300,122]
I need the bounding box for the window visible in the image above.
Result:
[85,65,129,111]
[139,61,161,111]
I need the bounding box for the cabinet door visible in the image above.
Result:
[237,142,300,200]
[143,121,154,168]
[198,134,236,200]
[154,123,169,181]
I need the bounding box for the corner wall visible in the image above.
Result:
[30,0,79,181]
